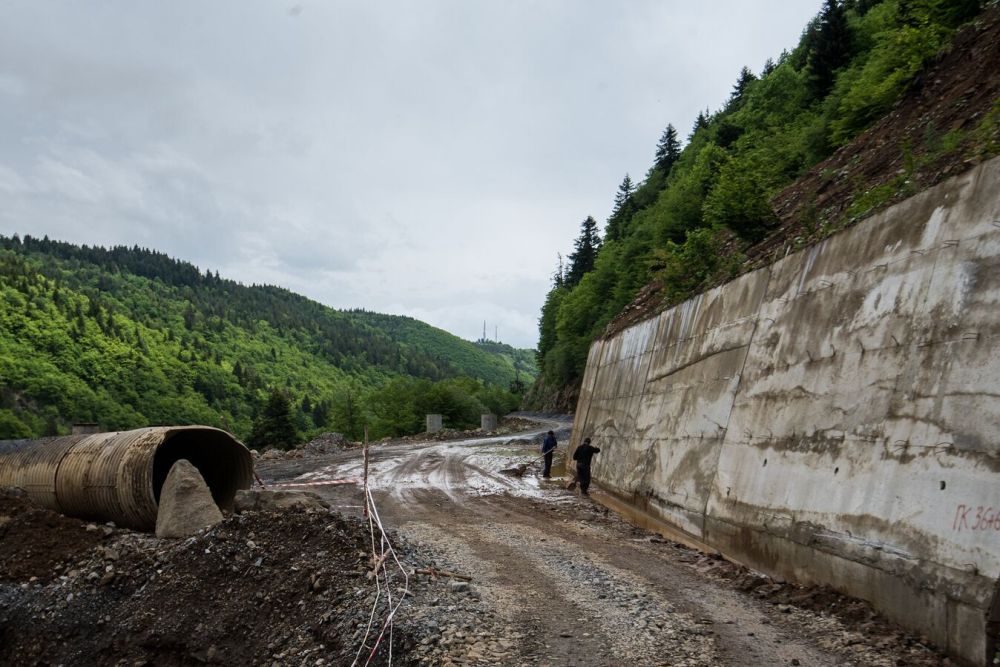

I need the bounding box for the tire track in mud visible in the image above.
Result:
[471,522,719,666]
[455,496,845,667]
[260,423,941,666]
[529,512,845,665]
[403,517,621,666]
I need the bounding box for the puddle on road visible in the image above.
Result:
[279,434,576,503]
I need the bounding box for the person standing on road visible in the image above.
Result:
[572,437,601,496]
[541,430,557,478]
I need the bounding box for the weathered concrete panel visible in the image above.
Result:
[572,157,1000,665]
[426,414,443,433]
[573,269,770,540]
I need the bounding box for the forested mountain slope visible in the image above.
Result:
[0,236,533,440]
[529,0,999,411]
[348,311,538,388]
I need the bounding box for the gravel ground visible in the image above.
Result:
[1,416,957,666]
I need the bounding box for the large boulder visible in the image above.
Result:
[155,459,224,538]
[233,489,328,513]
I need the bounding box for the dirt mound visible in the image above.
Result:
[253,434,355,462]
[0,505,406,665]
[0,494,510,666]
[300,431,352,454]
[0,488,107,583]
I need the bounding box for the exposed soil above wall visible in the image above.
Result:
[603,6,1000,339]
[760,5,1000,266]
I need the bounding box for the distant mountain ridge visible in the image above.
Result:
[0,234,536,439]
[349,311,539,387]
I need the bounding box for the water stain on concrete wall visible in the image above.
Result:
[569,157,1000,665]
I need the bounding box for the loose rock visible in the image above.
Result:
[154,460,223,539]
[233,489,329,513]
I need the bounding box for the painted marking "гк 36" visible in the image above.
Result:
[952,504,1000,532]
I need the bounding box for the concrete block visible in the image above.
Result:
[426,414,443,433]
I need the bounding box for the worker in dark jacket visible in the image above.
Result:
[541,431,557,478]
[572,437,601,496]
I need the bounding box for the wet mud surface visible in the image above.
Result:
[259,419,951,666]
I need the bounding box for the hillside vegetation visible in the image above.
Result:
[0,236,534,442]
[348,311,538,388]
[529,0,998,410]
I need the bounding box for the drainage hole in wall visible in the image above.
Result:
[940,480,946,490]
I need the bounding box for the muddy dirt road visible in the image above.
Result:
[258,420,947,667]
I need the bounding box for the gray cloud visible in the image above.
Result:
[0,0,821,347]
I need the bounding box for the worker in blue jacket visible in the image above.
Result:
[541,430,557,478]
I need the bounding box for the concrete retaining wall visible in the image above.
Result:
[570,157,1000,665]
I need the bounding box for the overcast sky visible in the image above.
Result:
[0,1,820,348]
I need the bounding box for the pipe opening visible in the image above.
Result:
[152,429,253,511]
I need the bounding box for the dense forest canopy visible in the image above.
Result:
[0,235,534,443]
[528,0,996,409]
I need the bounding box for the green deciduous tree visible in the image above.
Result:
[331,386,363,440]
[703,154,780,240]
[0,409,32,439]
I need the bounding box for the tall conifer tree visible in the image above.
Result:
[727,66,757,110]
[565,216,602,286]
[248,388,298,450]
[690,110,709,139]
[808,0,851,97]
[605,175,636,241]
[654,125,681,173]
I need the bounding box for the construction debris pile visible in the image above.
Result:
[0,487,511,666]
[256,432,353,460]
[300,432,352,455]
[398,416,550,443]
[254,417,556,461]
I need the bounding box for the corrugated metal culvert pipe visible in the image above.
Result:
[0,426,253,530]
